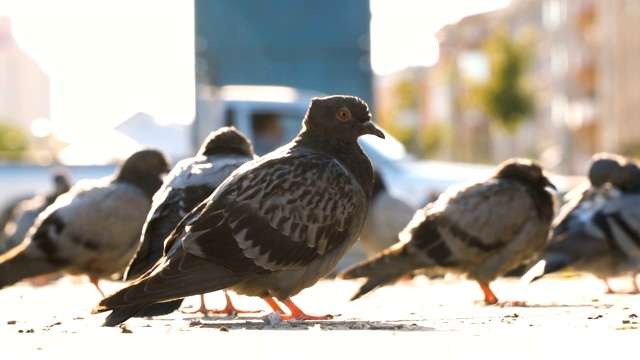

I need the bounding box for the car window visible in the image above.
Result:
[250,111,302,155]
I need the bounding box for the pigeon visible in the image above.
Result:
[587,152,640,193]
[92,95,384,326]
[0,169,72,255]
[521,155,640,293]
[0,149,170,296]
[356,170,415,258]
[338,158,557,304]
[124,126,257,317]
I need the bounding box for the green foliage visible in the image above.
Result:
[394,80,419,111]
[418,122,449,158]
[620,141,640,159]
[382,120,414,149]
[469,27,536,133]
[0,120,30,161]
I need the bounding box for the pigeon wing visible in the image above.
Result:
[406,179,547,272]
[182,150,367,274]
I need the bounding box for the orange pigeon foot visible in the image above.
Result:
[89,276,106,298]
[262,297,336,320]
[477,281,499,305]
[183,292,262,315]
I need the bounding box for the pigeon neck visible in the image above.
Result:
[295,133,375,201]
[527,185,556,221]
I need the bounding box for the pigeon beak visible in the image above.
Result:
[363,121,385,139]
[546,178,557,191]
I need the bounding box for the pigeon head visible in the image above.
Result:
[199,126,255,158]
[495,158,556,191]
[52,168,72,194]
[611,163,640,192]
[588,152,626,187]
[116,149,171,199]
[301,95,384,141]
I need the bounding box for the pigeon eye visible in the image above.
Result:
[337,109,351,121]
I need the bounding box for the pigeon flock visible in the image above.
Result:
[0,95,639,327]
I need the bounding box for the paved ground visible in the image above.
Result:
[1,272,638,358]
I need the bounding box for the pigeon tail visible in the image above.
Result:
[101,303,151,327]
[0,246,63,289]
[132,299,184,318]
[520,255,571,285]
[338,245,420,300]
[338,244,416,279]
[348,273,406,301]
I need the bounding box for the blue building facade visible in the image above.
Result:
[194,0,373,105]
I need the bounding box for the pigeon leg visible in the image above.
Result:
[89,277,105,298]
[182,294,210,314]
[603,278,616,294]
[262,296,286,313]
[477,281,499,305]
[279,298,335,320]
[262,297,335,320]
[183,291,262,315]
[209,291,262,315]
[633,275,640,294]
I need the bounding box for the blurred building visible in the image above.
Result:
[194,0,372,103]
[0,16,51,148]
[193,0,373,149]
[432,0,640,174]
[373,67,432,155]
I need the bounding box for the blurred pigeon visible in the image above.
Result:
[92,95,384,326]
[357,170,415,257]
[124,126,257,317]
[521,174,640,294]
[0,169,72,255]
[0,149,170,296]
[338,158,557,304]
[588,152,640,192]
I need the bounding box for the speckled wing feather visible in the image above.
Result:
[597,193,640,258]
[523,185,640,283]
[184,150,364,270]
[401,179,550,277]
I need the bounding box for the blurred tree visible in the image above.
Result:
[620,141,640,159]
[418,122,449,159]
[468,27,535,133]
[395,80,418,111]
[0,120,30,162]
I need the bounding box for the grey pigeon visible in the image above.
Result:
[0,169,72,255]
[587,152,640,192]
[124,126,256,317]
[521,175,640,294]
[357,170,415,258]
[92,95,384,326]
[0,149,170,296]
[338,158,557,304]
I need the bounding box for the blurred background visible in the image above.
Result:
[0,0,637,191]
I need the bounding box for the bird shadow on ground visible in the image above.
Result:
[182,315,435,331]
[500,302,614,309]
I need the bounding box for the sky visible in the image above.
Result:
[0,0,510,147]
